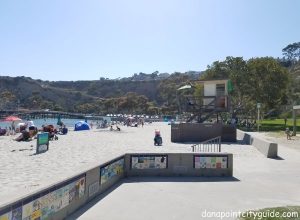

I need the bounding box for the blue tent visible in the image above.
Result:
[74,121,90,131]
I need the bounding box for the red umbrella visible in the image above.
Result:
[2,116,22,121]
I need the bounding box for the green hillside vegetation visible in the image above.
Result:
[0,72,196,114]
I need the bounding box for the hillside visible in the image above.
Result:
[0,72,202,114]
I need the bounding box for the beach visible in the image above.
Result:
[0,122,189,205]
[1,122,300,208]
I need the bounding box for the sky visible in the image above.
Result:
[0,0,299,81]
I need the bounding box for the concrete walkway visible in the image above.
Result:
[67,140,300,220]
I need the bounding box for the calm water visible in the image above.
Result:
[0,118,92,129]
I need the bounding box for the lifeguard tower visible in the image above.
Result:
[172,79,236,143]
[181,79,231,123]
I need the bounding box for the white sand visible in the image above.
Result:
[0,122,189,205]
[1,123,299,207]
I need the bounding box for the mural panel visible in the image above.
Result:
[194,156,228,169]
[100,158,125,185]
[131,155,167,169]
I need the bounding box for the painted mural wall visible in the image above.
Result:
[100,158,125,185]
[194,156,228,169]
[0,176,85,220]
[131,155,167,169]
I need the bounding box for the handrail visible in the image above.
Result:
[191,136,221,152]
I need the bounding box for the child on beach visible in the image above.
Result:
[154,129,162,146]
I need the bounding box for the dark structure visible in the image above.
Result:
[171,123,236,142]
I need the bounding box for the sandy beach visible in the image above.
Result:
[1,122,300,208]
[0,122,189,205]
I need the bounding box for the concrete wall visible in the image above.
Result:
[237,129,251,144]
[0,153,233,220]
[0,173,88,220]
[250,136,278,158]
[171,123,236,142]
[237,129,278,158]
[125,153,233,177]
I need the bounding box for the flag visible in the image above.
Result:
[227,80,234,93]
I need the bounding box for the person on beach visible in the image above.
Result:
[0,127,6,136]
[285,128,292,140]
[14,128,38,142]
[25,119,35,130]
[11,121,16,135]
[59,125,68,135]
[154,129,162,146]
[141,118,144,127]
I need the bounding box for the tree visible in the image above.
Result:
[158,73,190,113]
[200,57,290,118]
[201,57,251,114]
[282,42,300,61]
[247,57,289,110]
[201,61,230,80]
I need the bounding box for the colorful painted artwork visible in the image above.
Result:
[40,194,53,219]
[11,207,22,220]
[1,176,86,220]
[0,212,12,220]
[100,158,124,185]
[131,155,167,169]
[194,156,228,169]
[61,185,71,209]
[22,201,34,220]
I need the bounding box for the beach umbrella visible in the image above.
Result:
[177,84,192,90]
[2,116,22,122]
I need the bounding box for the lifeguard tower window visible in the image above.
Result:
[216,84,225,96]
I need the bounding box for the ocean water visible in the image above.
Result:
[0,118,91,129]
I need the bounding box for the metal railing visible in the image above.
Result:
[191,136,221,152]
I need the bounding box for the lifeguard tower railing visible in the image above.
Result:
[191,136,221,152]
[184,95,229,123]
[186,95,229,111]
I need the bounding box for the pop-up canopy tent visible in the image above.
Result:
[74,121,90,131]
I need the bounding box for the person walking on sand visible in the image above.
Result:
[11,121,16,135]
[285,128,292,140]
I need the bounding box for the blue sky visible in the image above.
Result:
[0,0,299,81]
